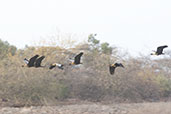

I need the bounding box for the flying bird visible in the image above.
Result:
[49,63,64,70]
[22,55,39,67]
[109,63,124,75]
[69,52,83,65]
[151,45,168,55]
[34,56,45,68]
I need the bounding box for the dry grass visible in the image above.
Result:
[0,102,170,114]
[0,41,171,107]
[126,102,171,114]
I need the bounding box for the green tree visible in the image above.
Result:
[88,34,113,55]
[88,34,100,51]
[100,42,113,55]
[0,39,17,59]
[88,34,99,45]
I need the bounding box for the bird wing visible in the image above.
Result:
[34,56,45,67]
[49,64,56,69]
[58,65,64,70]
[120,63,124,68]
[74,52,83,64]
[157,45,168,54]
[109,66,115,75]
[27,55,39,67]
[115,63,124,68]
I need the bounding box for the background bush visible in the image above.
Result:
[0,36,171,106]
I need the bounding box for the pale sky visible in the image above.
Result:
[0,0,171,56]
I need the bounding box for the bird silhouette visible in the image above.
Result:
[69,52,83,65]
[22,55,39,67]
[151,45,168,55]
[49,63,64,70]
[109,63,124,75]
[34,56,45,68]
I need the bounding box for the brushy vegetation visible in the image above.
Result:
[0,34,171,106]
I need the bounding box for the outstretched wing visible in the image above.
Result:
[157,45,168,54]
[35,56,45,67]
[27,55,39,67]
[115,63,124,68]
[49,64,56,69]
[74,52,83,64]
[109,66,115,75]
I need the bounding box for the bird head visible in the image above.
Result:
[69,62,75,65]
[24,58,29,64]
[52,63,57,66]
[110,64,116,67]
[21,64,27,67]
[150,52,157,55]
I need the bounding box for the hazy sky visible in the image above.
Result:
[0,0,171,56]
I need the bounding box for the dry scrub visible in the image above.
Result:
[0,38,171,107]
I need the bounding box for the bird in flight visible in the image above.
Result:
[34,56,45,68]
[69,52,83,65]
[22,55,45,68]
[22,54,39,67]
[109,63,124,75]
[49,63,64,70]
[151,45,168,56]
